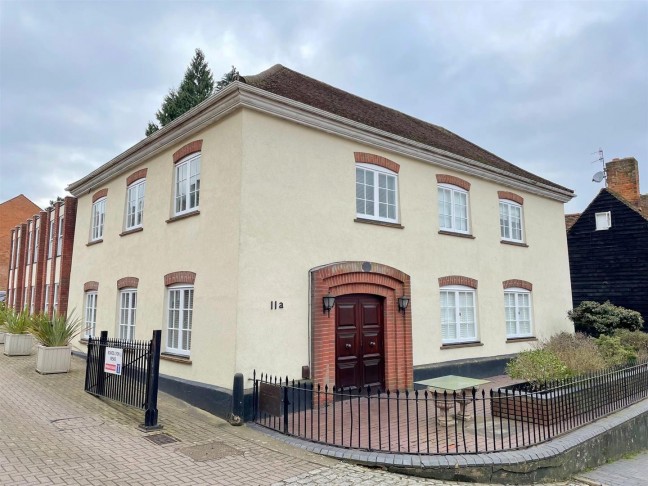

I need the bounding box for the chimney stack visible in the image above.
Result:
[606,157,641,207]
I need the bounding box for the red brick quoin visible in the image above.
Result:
[436,174,471,191]
[173,140,203,164]
[117,277,139,289]
[164,271,196,286]
[503,279,533,291]
[498,191,524,205]
[310,261,412,392]
[438,275,478,289]
[354,152,400,173]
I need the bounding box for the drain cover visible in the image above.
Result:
[144,433,179,445]
[179,441,243,461]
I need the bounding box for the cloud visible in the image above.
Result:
[1,0,646,215]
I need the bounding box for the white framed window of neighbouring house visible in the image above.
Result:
[499,199,524,243]
[27,223,33,265]
[595,211,611,231]
[438,184,469,233]
[125,180,146,230]
[57,214,64,256]
[53,283,59,314]
[504,288,533,338]
[119,289,137,340]
[355,163,398,223]
[33,223,39,263]
[47,219,55,258]
[166,285,194,356]
[174,153,201,216]
[440,285,478,344]
[44,284,50,313]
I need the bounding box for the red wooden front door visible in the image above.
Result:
[335,294,385,391]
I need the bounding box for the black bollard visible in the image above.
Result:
[229,373,244,425]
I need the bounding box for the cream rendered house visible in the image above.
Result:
[66,65,574,416]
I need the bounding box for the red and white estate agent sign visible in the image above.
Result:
[104,347,123,375]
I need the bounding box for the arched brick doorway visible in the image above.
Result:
[310,262,412,391]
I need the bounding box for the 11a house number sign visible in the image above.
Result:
[270,301,284,310]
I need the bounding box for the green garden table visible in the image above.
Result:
[416,375,490,425]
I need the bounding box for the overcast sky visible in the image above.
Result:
[1,1,646,213]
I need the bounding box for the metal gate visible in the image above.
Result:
[84,330,162,428]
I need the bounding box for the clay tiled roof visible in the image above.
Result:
[242,65,572,193]
[565,213,581,231]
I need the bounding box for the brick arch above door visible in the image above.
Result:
[310,261,412,391]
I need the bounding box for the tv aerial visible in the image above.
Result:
[591,148,606,184]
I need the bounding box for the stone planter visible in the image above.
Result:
[36,345,73,374]
[0,332,5,344]
[4,333,34,356]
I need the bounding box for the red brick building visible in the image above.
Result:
[5,196,77,316]
[0,194,41,293]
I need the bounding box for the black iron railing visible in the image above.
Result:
[252,359,648,454]
[84,330,162,428]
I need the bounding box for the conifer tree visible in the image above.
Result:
[145,49,217,136]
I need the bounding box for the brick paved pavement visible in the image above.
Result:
[575,451,648,486]
[0,348,587,485]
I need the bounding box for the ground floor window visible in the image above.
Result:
[505,289,533,338]
[84,291,98,338]
[119,289,137,340]
[440,286,477,343]
[166,286,193,356]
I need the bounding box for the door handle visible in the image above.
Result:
[369,341,376,347]
[345,343,352,349]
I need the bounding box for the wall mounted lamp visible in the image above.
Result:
[323,293,336,316]
[398,295,410,314]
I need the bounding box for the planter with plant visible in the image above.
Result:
[3,310,34,356]
[30,312,83,374]
[0,304,6,344]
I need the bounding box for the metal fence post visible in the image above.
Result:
[96,331,108,396]
[142,330,162,430]
[283,379,289,434]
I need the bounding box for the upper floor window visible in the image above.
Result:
[167,285,194,356]
[440,285,478,344]
[47,219,55,259]
[174,153,201,215]
[91,198,106,241]
[499,200,524,243]
[33,223,40,263]
[595,211,611,231]
[27,224,33,265]
[505,288,533,338]
[438,184,469,233]
[44,284,50,313]
[56,215,64,256]
[119,288,137,340]
[126,180,146,230]
[10,235,16,269]
[84,291,98,338]
[356,163,398,223]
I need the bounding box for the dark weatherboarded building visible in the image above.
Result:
[566,157,648,327]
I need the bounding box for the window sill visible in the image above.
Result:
[506,336,537,343]
[500,240,528,248]
[440,341,483,350]
[86,239,103,247]
[354,218,404,229]
[438,230,475,239]
[161,353,192,364]
[166,210,200,224]
[120,227,143,237]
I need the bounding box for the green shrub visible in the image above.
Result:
[541,332,607,374]
[30,312,83,347]
[506,349,571,385]
[568,301,644,337]
[595,335,637,367]
[3,309,32,334]
[613,329,648,360]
